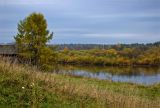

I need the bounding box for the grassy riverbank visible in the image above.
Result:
[0,58,160,107]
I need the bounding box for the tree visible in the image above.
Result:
[14,13,54,68]
[62,47,69,54]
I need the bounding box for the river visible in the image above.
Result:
[54,65,160,85]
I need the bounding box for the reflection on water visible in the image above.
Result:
[53,65,160,85]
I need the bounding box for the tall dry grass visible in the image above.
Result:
[0,56,160,108]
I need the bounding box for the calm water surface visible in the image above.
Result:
[54,65,160,85]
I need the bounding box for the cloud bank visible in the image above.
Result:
[0,0,160,44]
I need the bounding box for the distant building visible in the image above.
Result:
[0,45,17,56]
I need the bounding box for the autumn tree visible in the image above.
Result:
[14,13,55,69]
[63,47,69,52]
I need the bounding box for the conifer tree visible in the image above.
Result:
[14,13,54,68]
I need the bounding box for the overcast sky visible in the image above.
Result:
[0,0,160,44]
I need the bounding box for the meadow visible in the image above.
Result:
[0,57,160,108]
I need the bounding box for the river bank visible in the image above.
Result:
[0,58,160,107]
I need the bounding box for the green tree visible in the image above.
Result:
[14,13,54,68]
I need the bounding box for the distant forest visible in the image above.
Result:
[1,41,160,51]
[53,41,160,50]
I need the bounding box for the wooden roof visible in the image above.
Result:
[0,45,17,55]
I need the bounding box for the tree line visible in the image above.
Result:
[55,42,160,50]
[57,45,160,66]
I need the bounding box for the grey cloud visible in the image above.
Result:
[0,0,160,44]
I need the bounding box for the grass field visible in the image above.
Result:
[0,57,160,108]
